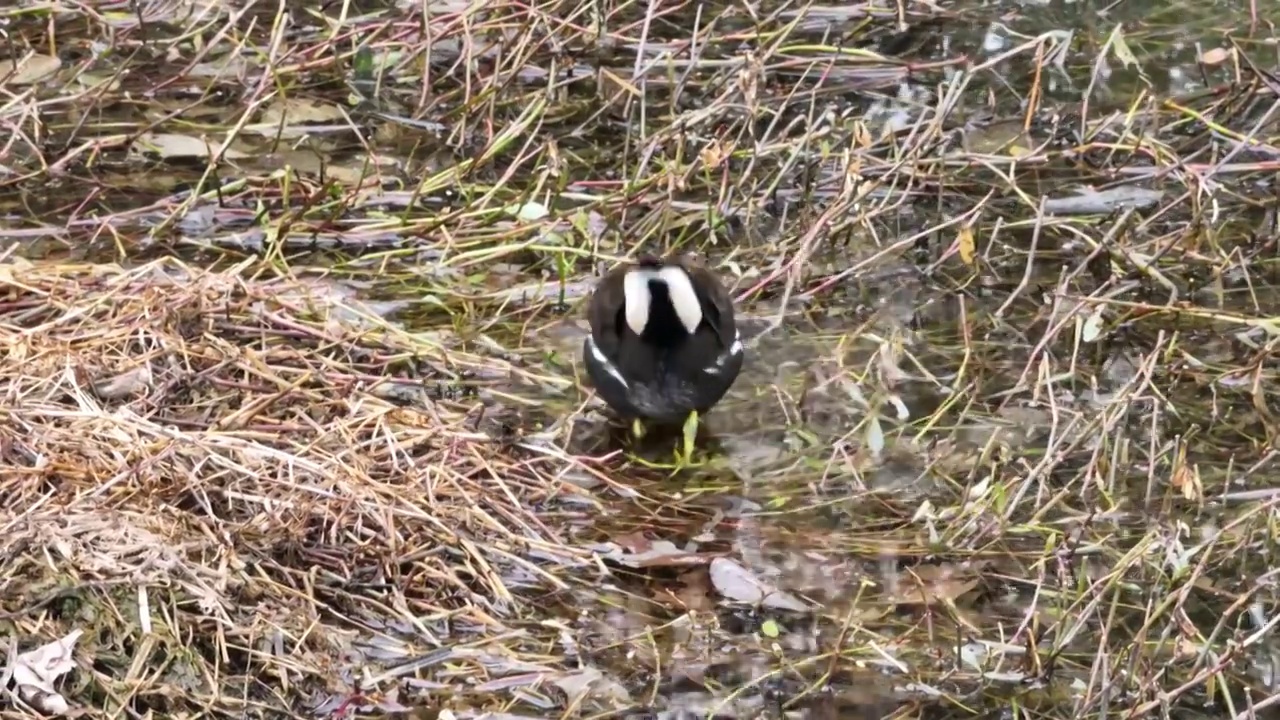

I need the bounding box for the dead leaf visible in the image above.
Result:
[699,139,732,169]
[132,132,251,160]
[584,210,608,241]
[591,537,713,568]
[72,72,121,91]
[552,666,632,706]
[1200,47,1232,66]
[662,567,715,611]
[0,54,62,86]
[613,531,653,554]
[9,629,83,716]
[90,364,153,400]
[708,557,810,611]
[1107,25,1140,70]
[890,564,978,606]
[1170,444,1202,502]
[188,55,257,79]
[957,226,976,266]
[852,120,871,148]
[1080,307,1105,343]
[254,97,347,132]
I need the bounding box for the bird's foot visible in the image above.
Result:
[675,410,699,467]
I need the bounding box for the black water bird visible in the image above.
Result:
[582,255,744,424]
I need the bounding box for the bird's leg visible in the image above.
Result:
[631,417,646,439]
[676,410,699,465]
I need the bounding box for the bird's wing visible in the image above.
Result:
[688,266,735,348]
[587,269,627,355]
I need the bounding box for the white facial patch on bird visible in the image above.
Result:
[623,265,704,336]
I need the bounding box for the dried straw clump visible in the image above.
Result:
[0,257,594,714]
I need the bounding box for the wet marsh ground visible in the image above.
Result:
[2,0,1280,718]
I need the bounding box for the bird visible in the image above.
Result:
[582,254,744,425]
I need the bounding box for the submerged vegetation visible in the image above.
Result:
[1,0,1280,718]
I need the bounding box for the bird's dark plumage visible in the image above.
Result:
[582,254,744,424]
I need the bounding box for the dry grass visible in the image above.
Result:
[0,257,609,716]
[1,0,1280,719]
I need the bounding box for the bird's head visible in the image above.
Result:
[622,259,702,338]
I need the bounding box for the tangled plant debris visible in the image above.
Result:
[0,0,1279,719]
